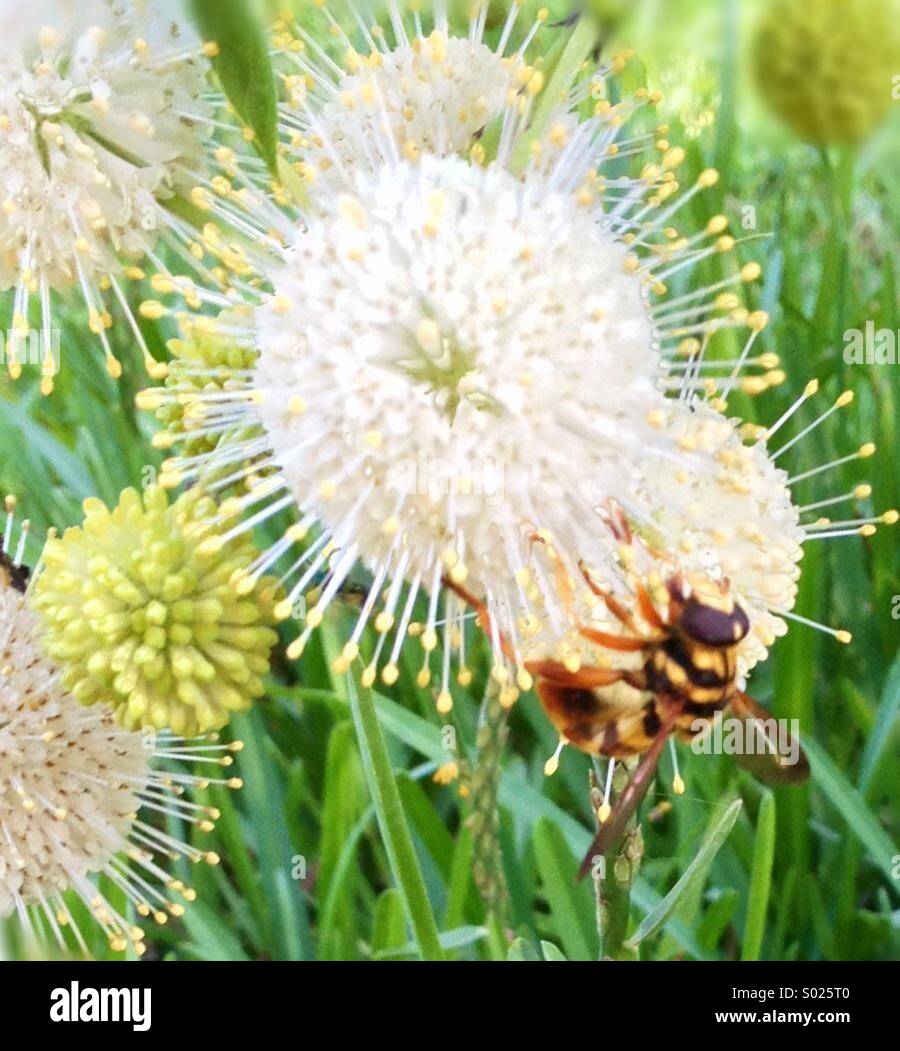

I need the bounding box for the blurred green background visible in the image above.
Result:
[1,0,897,961]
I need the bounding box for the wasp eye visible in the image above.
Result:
[680,596,750,646]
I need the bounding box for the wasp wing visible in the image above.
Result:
[729,691,810,786]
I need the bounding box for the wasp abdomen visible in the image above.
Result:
[646,634,737,706]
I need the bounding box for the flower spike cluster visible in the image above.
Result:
[0,0,215,390]
[142,1,789,712]
[0,496,241,956]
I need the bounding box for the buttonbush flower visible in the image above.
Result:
[31,485,279,736]
[753,0,900,145]
[0,496,241,956]
[141,5,782,711]
[636,391,897,672]
[0,0,214,389]
[151,310,259,461]
[270,0,533,184]
[515,382,895,791]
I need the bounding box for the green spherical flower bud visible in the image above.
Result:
[32,486,279,736]
[753,0,900,145]
[154,314,258,460]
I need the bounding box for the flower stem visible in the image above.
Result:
[591,766,642,960]
[467,679,511,939]
[347,674,444,961]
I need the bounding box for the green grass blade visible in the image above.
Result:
[510,14,600,172]
[347,675,445,960]
[625,799,743,951]
[858,651,900,794]
[741,793,776,961]
[804,737,899,887]
[190,0,279,172]
[231,710,312,960]
[533,819,598,961]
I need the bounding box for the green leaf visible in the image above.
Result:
[804,737,899,888]
[510,14,600,172]
[181,902,250,961]
[858,651,900,794]
[231,710,312,960]
[371,889,409,957]
[742,793,776,961]
[375,926,488,959]
[507,937,541,961]
[625,798,743,950]
[540,941,569,961]
[190,0,279,172]
[347,675,445,960]
[532,819,598,961]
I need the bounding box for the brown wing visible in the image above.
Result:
[729,691,810,786]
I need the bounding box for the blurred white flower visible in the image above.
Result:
[0,497,239,956]
[0,0,209,389]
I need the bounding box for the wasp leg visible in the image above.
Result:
[525,660,631,689]
[441,574,520,666]
[577,559,642,628]
[577,706,682,880]
[633,580,667,631]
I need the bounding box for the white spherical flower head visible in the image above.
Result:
[0,0,209,388]
[640,399,805,673]
[153,5,806,709]
[294,28,522,181]
[0,582,145,917]
[246,155,677,693]
[0,505,238,955]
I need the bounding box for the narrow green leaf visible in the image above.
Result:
[443,825,476,931]
[510,15,600,172]
[375,926,488,959]
[347,675,444,960]
[533,819,598,961]
[190,0,279,172]
[371,889,408,957]
[231,710,312,960]
[742,793,776,961]
[540,941,569,961]
[804,737,899,887]
[625,798,743,950]
[858,651,900,794]
[181,902,250,961]
[507,937,541,961]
